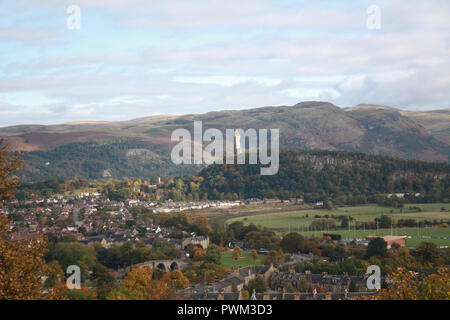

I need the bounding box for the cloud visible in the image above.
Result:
[0,0,449,126]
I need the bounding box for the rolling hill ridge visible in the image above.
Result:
[0,101,449,182]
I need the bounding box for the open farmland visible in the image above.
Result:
[224,203,450,247]
[226,203,450,230]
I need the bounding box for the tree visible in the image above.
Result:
[192,247,205,261]
[250,250,258,263]
[366,237,387,258]
[107,266,177,300]
[232,246,242,260]
[0,216,48,299]
[415,242,440,264]
[280,233,305,253]
[310,218,336,231]
[0,143,50,299]
[91,264,115,299]
[240,289,250,300]
[368,267,449,300]
[262,249,284,266]
[244,277,267,293]
[377,215,392,229]
[54,285,96,300]
[45,241,97,276]
[161,270,189,290]
[203,244,221,264]
[108,267,152,300]
[44,260,64,289]
[0,139,23,202]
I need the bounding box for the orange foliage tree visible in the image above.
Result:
[192,247,205,261]
[0,216,48,299]
[161,270,189,290]
[0,139,23,203]
[368,267,449,300]
[107,267,178,300]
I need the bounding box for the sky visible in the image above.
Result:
[1,0,449,127]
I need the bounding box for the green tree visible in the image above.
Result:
[45,241,97,272]
[91,264,115,299]
[280,233,305,253]
[203,244,221,265]
[366,237,387,258]
[244,277,267,293]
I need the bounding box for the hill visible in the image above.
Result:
[0,102,449,181]
[197,149,450,204]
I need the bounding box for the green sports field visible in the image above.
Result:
[276,227,450,247]
[227,203,450,229]
[225,203,450,247]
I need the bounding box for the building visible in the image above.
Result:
[366,235,407,249]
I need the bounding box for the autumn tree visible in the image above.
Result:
[107,267,177,300]
[44,260,64,289]
[368,267,449,300]
[232,246,243,260]
[192,247,205,261]
[161,270,189,290]
[415,242,441,264]
[0,216,48,299]
[0,140,52,299]
[0,139,23,203]
[250,250,258,263]
[194,216,210,235]
[240,289,250,300]
[262,249,284,266]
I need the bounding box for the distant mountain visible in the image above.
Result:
[0,101,448,182]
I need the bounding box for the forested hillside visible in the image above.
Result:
[14,149,450,205]
[17,139,198,182]
[198,150,450,204]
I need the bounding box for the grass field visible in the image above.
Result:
[226,203,450,230]
[220,251,264,268]
[275,227,450,247]
[224,203,450,248]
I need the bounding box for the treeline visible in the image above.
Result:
[12,149,450,205]
[197,149,450,204]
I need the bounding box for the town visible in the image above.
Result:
[2,179,449,300]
